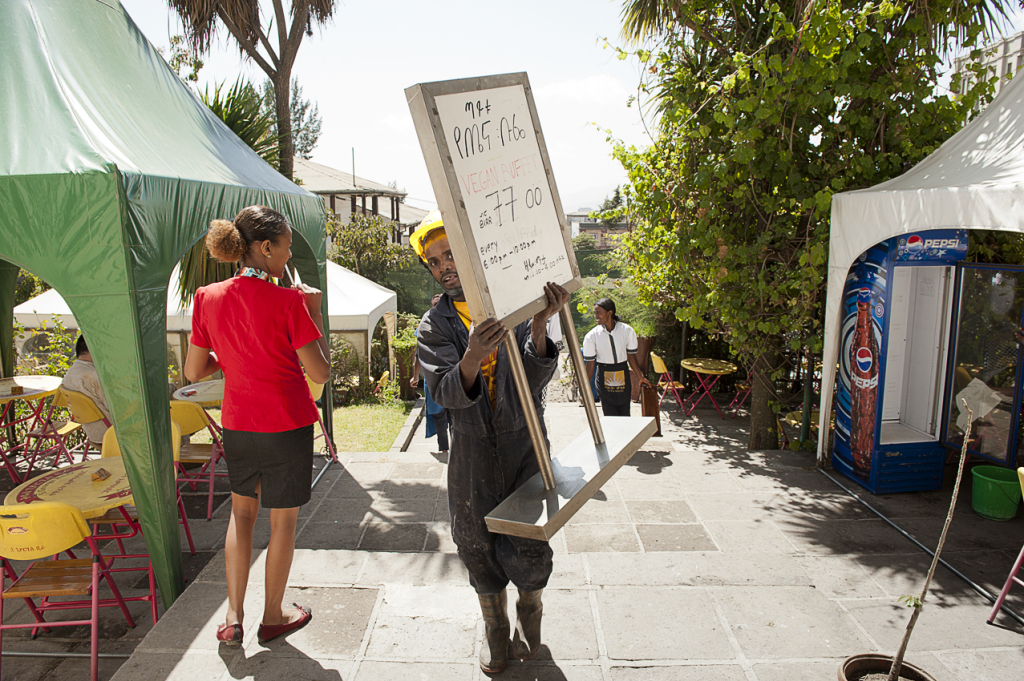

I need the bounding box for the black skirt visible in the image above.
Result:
[221,424,314,508]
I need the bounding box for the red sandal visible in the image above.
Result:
[216,622,243,646]
[257,604,312,644]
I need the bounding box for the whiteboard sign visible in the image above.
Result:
[406,73,580,328]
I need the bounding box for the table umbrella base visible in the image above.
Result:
[485,416,657,540]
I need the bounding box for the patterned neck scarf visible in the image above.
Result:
[235,266,274,283]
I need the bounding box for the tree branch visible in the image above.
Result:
[215,3,277,79]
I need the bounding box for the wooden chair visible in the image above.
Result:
[101,425,196,555]
[987,467,1024,626]
[306,375,338,463]
[650,353,685,409]
[0,502,138,681]
[170,401,226,521]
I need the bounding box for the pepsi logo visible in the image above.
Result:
[906,235,924,252]
[856,347,873,373]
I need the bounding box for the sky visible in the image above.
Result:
[119,2,1024,214]
[119,0,653,213]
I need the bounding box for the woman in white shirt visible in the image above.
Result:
[582,298,651,416]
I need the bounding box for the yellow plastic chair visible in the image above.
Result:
[58,387,110,451]
[306,375,338,463]
[650,353,686,409]
[0,502,137,681]
[987,467,1024,626]
[101,424,196,555]
[170,401,227,520]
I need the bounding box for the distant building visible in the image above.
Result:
[565,208,629,250]
[294,159,426,244]
[953,30,1024,101]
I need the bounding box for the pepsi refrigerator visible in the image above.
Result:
[833,230,968,493]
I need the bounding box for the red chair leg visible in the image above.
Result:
[177,491,197,555]
[90,557,100,681]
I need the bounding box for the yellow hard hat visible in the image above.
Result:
[410,210,445,261]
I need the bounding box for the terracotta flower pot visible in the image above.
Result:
[838,654,937,681]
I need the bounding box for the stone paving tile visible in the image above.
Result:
[794,555,886,598]
[566,497,631,524]
[635,523,718,551]
[296,522,365,550]
[775,518,917,555]
[516,589,598,660]
[379,478,442,500]
[547,553,588,588]
[609,665,748,680]
[309,495,373,524]
[352,660,474,680]
[615,477,686,500]
[711,586,870,659]
[286,549,364,586]
[750,660,848,681]
[368,498,436,524]
[137,581,264,652]
[933,648,1024,681]
[587,552,810,587]
[108,650,228,681]
[617,450,677,478]
[358,522,428,551]
[704,519,796,553]
[390,462,444,479]
[853,553,988,604]
[685,491,788,521]
[499,663,605,680]
[364,584,477,659]
[841,597,1024,652]
[225,652,351,680]
[358,551,468,586]
[624,499,696,524]
[242,586,377,658]
[563,524,641,552]
[672,471,744,494]
[597,586,734,660]
[0,639,75,681]
[422,520,458,553]
[339,462,393,487]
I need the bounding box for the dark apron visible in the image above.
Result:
[597,360,631,408]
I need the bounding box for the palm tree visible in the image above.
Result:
[177,79,280,307]
[167,0,339,181]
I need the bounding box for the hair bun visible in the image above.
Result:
[206,219,246,263]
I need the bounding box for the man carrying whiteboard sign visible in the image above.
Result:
[413,210,569,673]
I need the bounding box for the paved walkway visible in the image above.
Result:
[4,393,1024,680]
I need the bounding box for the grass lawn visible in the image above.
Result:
[320,401,416,452]
[193,400,416,453]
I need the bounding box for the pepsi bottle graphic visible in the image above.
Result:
[849,287,879,480]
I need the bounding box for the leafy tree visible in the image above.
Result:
[168,0,339,180]
[260,78,322,160]
[572,233,599,251]
[327,213,416,281]
[165,34,203,83]
[612,0,1006,448]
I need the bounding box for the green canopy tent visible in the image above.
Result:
[0,0,328,606]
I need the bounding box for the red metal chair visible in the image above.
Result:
[650,352,685,409]
[987,467,1024,626]
[170,401,227,521]
[0,502,142,681]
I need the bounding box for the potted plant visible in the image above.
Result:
[838,402,974,681]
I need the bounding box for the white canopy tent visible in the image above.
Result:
[15,260,397,362]
[817,71,1024,463]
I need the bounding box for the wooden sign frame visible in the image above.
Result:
[405,72,582,329]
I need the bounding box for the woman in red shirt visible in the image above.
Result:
[184,206,330,646]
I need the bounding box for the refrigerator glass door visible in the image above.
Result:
[944,265,1024,464]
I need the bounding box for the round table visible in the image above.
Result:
[0,376,64,484]
[679,358,738,419]
[172,379,224,408]
[5,457,133,519]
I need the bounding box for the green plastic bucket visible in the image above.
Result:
[971,465,1022,521]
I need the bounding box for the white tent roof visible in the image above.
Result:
[15,261,396,337]
[818,72,1024,459]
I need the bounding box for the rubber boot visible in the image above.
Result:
[477,591,510,674]
[512,588,543,660]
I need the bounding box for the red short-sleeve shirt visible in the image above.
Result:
[190,277,323,432]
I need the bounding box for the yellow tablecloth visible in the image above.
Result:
[0,376,61,405]
[173,379,224,408]
[680,358,738,376]
[5,457,133,520]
